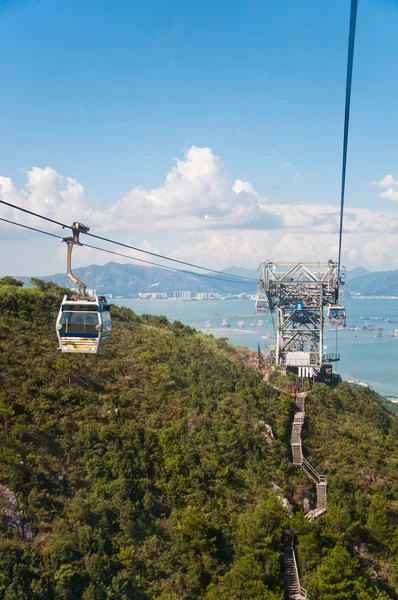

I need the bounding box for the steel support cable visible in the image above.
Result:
[337,0,358,281]
[81,243,256,285]
[84,231,258,281]
[0,200,69,229]
[0,199,258,282]
[0,217,63,239]
[0,218,255,285]
[335,0,358,356]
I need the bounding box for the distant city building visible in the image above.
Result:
[196,293,207,300]
[394,329,398,337]
[173,291,192,299]
[151,292,168,299]
[138,293,151,299]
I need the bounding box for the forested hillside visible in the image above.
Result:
[0,278,397,599]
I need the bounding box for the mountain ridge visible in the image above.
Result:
[13,262,398,297]
[16,261,258,296]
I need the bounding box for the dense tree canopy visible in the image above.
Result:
[0,276,24,287]
[0,282,397,599]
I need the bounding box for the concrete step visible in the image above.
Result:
[316,482,327,508]
[291,424,302,442]
[305,507,327,521]
[283,549,301,598]
[292,447,303,465]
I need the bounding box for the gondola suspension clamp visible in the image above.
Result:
[62,222,90,297]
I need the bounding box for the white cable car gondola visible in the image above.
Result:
[327,304,346,329]
[55,222,112,353]
[56,295,111,353]
[255,293,269,315]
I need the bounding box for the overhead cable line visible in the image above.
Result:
[0,200,69,229]
[337,0,358,279]
[0,199,258,282]
[0,218,256,285]
[0,217,63,240]
[84,231,257,281]
[82,243,256,285]
[335,0,358,357]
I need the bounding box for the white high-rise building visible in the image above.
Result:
[173,291,192,300]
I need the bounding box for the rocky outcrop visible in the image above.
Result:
[0,484,32,540]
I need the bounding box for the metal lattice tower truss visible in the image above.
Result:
[259,261,345,374]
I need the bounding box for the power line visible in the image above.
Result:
[337,0,358,280]
[0,199,258,282]
[0,217,256,286]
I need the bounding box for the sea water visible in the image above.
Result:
[113,297,398,397]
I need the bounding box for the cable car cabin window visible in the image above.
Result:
[59,311,99,334]
[101,309,112,330]
[329,309,345,320]
[255,299,269,314]
[329,309,343,319]
[62,305,99,312]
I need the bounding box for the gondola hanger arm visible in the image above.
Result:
[62,222,90,296]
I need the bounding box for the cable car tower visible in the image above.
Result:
[259,260,345,379]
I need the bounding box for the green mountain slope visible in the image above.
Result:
[0,279,397,599]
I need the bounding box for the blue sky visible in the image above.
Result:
[1,0,398,275]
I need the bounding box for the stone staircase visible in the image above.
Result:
[290,412,304,465]
[290,393,328,519]
[283,391,327,598]
[283,532,309,600]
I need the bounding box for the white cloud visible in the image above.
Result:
[1,147,398,274]
[174,229,398,272]
[369,174,398,188]
[0,168,88,229]
[369,173,398,203]
[233,179,257,195]
[380,188,398,201]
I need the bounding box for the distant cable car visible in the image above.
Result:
[255,293,269,315]
[55,221,112,353]
[56,295,112,353]
[327,304,346,329]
